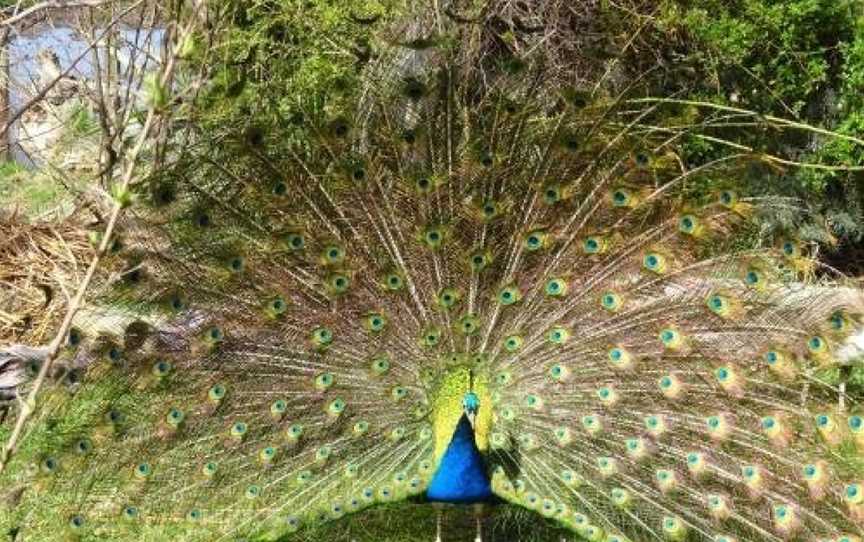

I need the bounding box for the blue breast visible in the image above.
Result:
[426,414,493,503]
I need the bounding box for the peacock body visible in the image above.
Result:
[3,16,864,542]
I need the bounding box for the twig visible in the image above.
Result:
[629,97,864,148]
[0,0,110,26]
[0,0,144,141]
[0,10,185,474]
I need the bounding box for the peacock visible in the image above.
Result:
[3,9,864,542]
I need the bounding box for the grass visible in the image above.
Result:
[0,161,72,218]
[278,502,576,542]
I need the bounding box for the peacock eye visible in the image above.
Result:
[272,181,287,196]
[370,356,390,375]
[315,373,335,390]
[353,420,369,436]
[481,201,498,219]
[266,296,287,317]
[438,288,460,309]
[744,268,762,286]
[270,399,287,418]
[311,326,334,347]
[287,423,304,440]
[422,227,444,248]
[421,327,441,347]
[68,327,82,346]
[469,252,489,271]
[808,335,826,353]
[156,406,181,429]
[323,245,345,265]
[228,256,245,273]
[41,456,58,473]
[208,384,226,402]
[245,484,261,499]
[69,515,85,529]
[678,215,698,235]
[415,177,432,193]
[385,273,404,290]
[830,311,848,331]
[329,118,350,138]
[286,233,305,251]
[194,211,211,228]
[135,462,152,479]
[169,293,186,311]
[719,189,737,207]
[543,184,562,205]
[402,77,426,100]
[106,409,125,424]
[230,422,248,440]
[327,398,346,416]
[74,438,93,455]
[504,334,523,352]
[363,313,385,332]
[206,326,224,343]
[391,385,408,401]
[611,188,631,207]
[846,483,862,503]
[659,328,679,346]
[123,506,139,520]
[547,326,570,344]
[600,291,622,311]
[706,293,730,316]
[202,461,218,477]
[642,252,666,273]
[544,278,567,297]
[524,231,547,251]
[498,286,521,305]
[582,235,608,254]
[458,315,480,335]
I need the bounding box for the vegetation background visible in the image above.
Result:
[1,0,863,540]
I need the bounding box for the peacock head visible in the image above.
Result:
[462,391,480,427]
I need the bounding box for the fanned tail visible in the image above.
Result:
[2,26,863,542]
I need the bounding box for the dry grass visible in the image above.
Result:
[0,209,94,345]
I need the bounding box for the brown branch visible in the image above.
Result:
[0,0,110,26]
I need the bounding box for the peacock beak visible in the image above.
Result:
[466,410,477,428]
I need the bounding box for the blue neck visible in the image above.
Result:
[426,414,492,503]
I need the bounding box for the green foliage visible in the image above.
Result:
[0,164,68,217]
[200,1,401,132]
[659,0,864,252]
[668,0,856,116]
